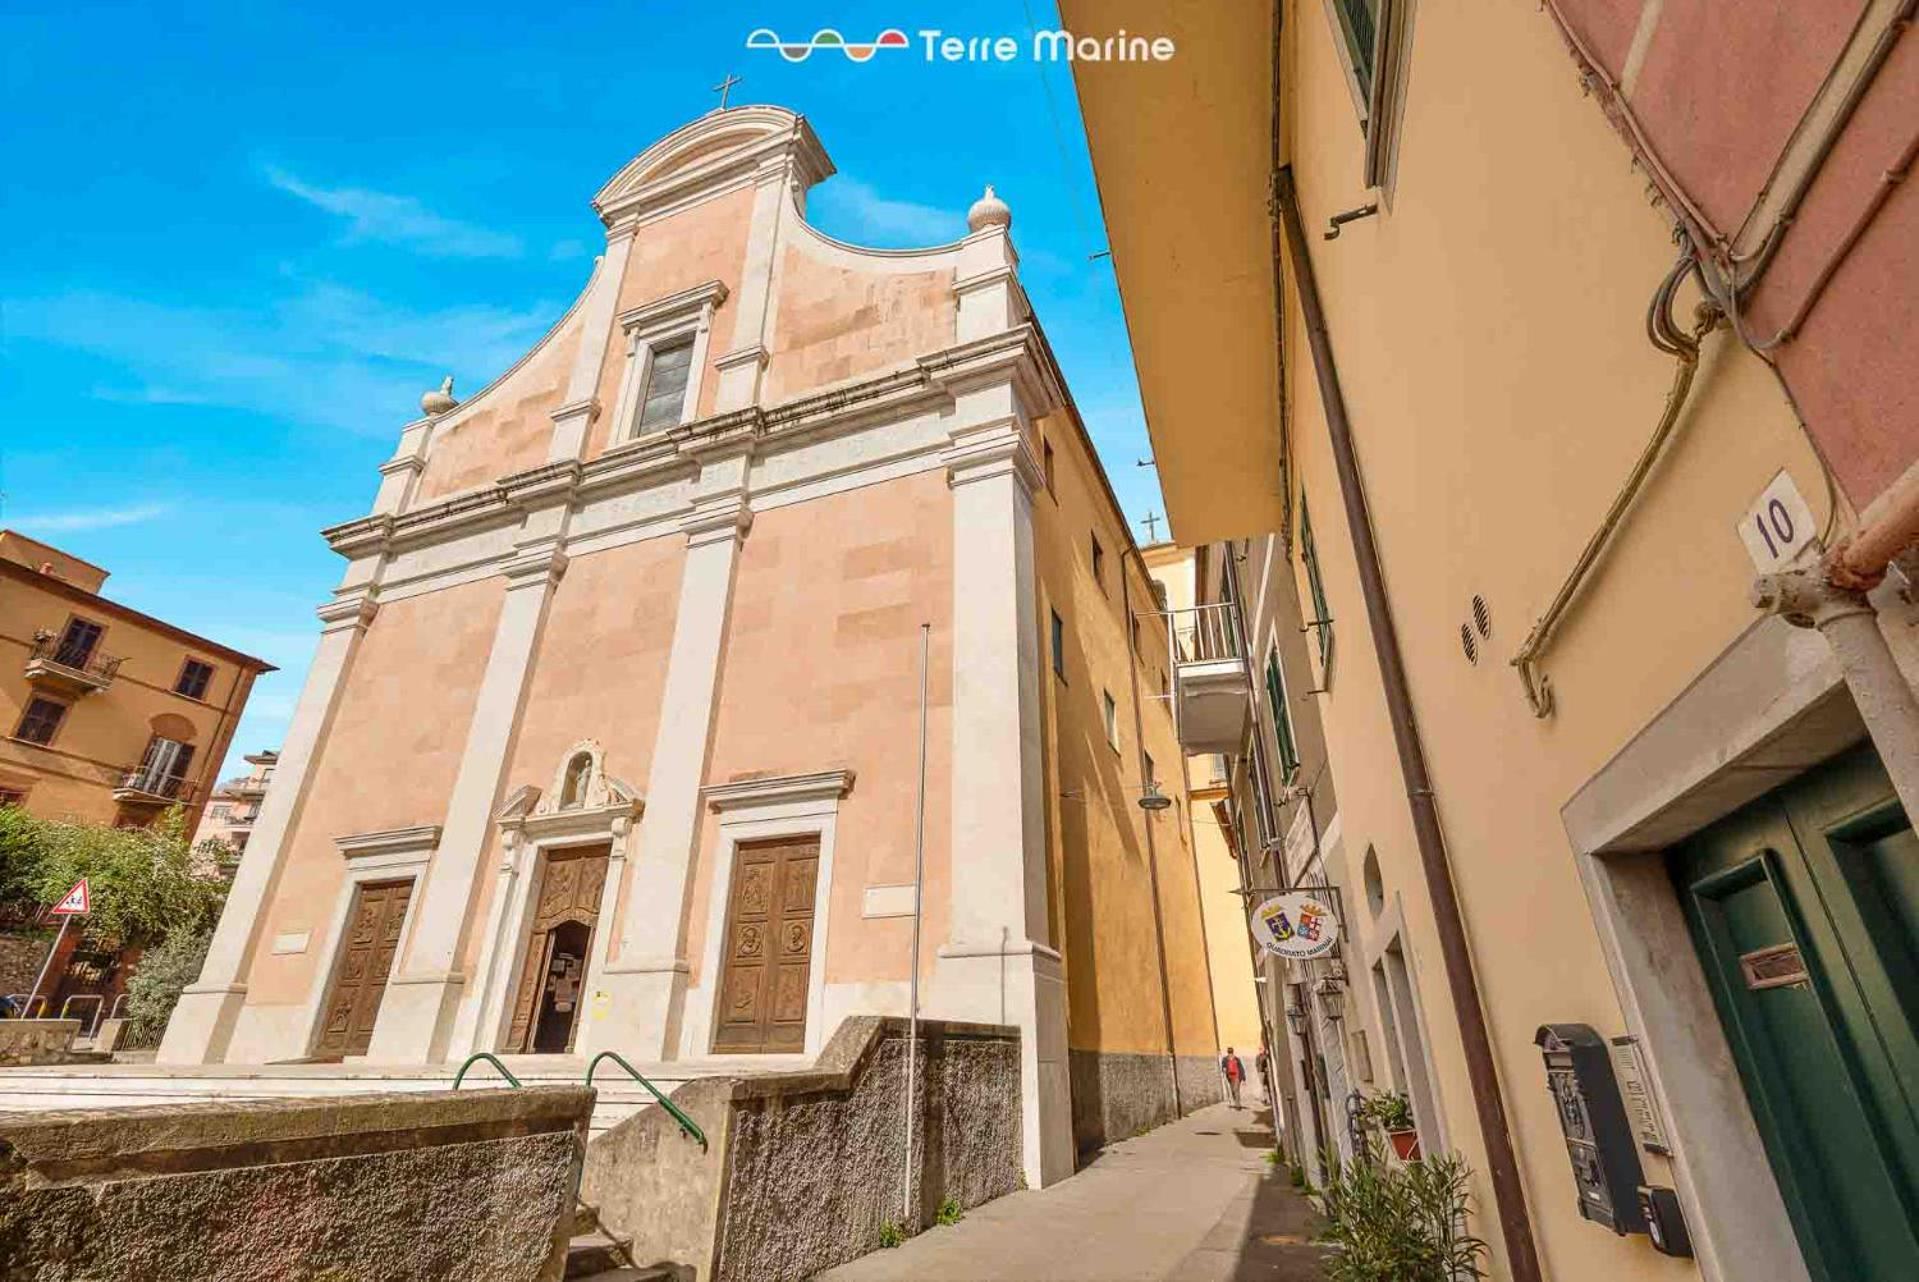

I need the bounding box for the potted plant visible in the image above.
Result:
[1367,1091,1421,1161]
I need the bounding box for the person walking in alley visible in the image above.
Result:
[1255,1046,1271,1107]
[1220,1046,1246,1109]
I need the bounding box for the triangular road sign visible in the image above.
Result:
[48,878,91,917]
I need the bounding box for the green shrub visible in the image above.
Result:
[122,929,213,1047]
[1314,1139,1488,1282]
[0,807,226,947]
[935,1198,964,1227]
[878,1221,904,1249]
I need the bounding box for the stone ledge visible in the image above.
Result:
[0,1084,594,1173]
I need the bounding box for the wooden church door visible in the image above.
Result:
[505,845,610,1054]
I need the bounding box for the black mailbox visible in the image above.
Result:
[1534,1023,1646,1235]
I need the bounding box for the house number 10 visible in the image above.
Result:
[1737,470,1818,573]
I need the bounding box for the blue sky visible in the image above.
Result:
[0,2,1163,777]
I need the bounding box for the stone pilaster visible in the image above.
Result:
[929,390,1075,1187]
[548,220,639,461]
[711,160,793,411]
[365,472,576,1063]
[579,439,754,1060]
[157,590,380,1065]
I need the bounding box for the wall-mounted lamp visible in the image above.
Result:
[1316,977,1347,1024]
[1138,780,1174,812]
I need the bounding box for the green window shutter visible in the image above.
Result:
[1265,653,1300,780]
[1300,497,1334,674]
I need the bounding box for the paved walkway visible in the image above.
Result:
[818,1105,1329,1282]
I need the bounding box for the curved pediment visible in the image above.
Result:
[593,105,834,227]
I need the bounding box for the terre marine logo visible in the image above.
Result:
[744,27,911,62]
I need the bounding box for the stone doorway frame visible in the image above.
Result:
[462,741,643,1057]
[681,769,852,1060]
[1560,614,1879,1282]
[299,824,438,1060]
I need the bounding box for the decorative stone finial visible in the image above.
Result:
[967,184,1012,233]
[421,376,458,417]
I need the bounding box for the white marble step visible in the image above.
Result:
[0,1053,807,1136]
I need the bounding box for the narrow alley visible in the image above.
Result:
[818,1106,1328,1282]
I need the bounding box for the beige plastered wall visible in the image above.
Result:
[1033,415,1217,1062]
[1276,2,1833,1279]
[686,469,955,1002]
[243,579,503,1010]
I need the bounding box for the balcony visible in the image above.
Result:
[112,767,198,809]
[1170,603,1252,756]
[24,635,122,696]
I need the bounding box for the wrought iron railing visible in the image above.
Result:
[452,1052,523,1089]
[585,1051,707,1150]
[27,635,123,683]
[114,768,197,804]
[1168,602,1244,664]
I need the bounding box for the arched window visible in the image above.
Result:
[1363,846,1385,917]
[560,753,592,810]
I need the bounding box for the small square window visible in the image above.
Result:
[176,658,215,700]
[1050,609,1066,680]
[636,336,696,433]
[0,788,26,808]
[1102,689,1119,751]
[15,697,67,746]
[1144,751,1156,784]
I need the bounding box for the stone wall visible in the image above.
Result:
[1069,1049,1225,1155]
[582,1017,1022,1282]
[0,1086,592,1281]
[0,1019,89,1067]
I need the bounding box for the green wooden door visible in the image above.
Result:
[1671,742,1919,1281]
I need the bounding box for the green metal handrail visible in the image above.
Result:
[452,1051,523,1090]
[586,1051,707,1151]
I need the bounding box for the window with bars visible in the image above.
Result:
[636,336,695,432]
[175,658,215,700]
[15,698,67,745]
[1300,496,1334,676]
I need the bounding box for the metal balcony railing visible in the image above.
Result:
[25,635,123,688]
[1169,602,1244,665]
[113,768,198,806]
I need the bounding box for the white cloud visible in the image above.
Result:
[810,176,959,247]
[9,502,174,534]
[9,284,559,435]
[264,166,524,259]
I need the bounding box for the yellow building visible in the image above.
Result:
[0,531,272,828]
[1071,3,1919,1281]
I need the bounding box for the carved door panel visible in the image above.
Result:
[714,837,819,1054]
[504,845,610,1053]
[315,879,413,1059]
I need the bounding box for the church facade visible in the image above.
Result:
[159,106,1220,1186]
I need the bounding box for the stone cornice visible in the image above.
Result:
[336,824,442,859]
[315,593,379,634]
[323,327,1059,561]
[619,279,729,335]
[705,768,855,812]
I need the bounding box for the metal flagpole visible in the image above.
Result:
[24,914,71,1019]
[902,622,931,1223]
